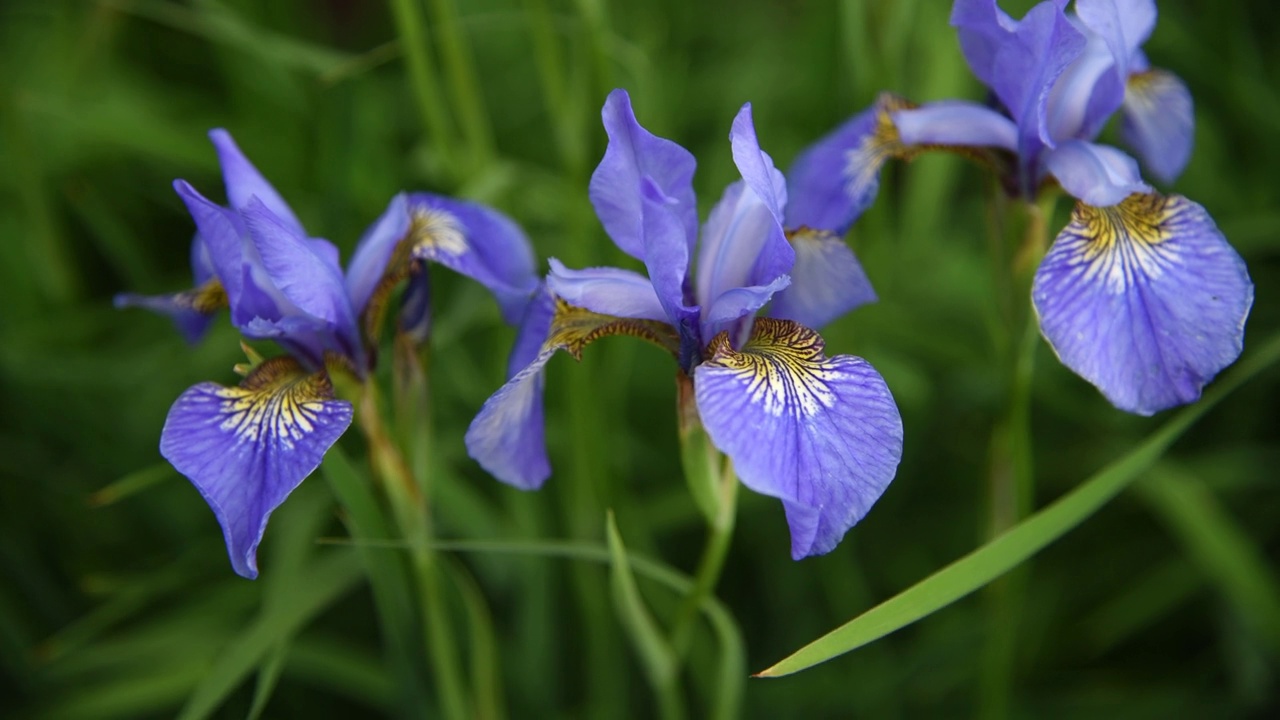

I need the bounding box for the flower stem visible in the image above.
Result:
[670,373,739,658]
[979,194,1055,720]
[359,382,471,720]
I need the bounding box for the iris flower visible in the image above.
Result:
[118,130,538,577]
[790,0,1253,415]
[465,90,903,559]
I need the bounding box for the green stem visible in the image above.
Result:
[980,194,1056,720]
[669,463,737,657]
[388,0,455,177]
[360,383,470,720]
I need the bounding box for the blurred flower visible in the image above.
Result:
[466,90,902,559]
[791,0,1252,415]
[118,130,538,577]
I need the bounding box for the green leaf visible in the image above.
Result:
[245,641,289,720]
[758,331,1280,677]
[604,512,679,694]
[175,551,363,720]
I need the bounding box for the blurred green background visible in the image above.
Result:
[2,0,1279,717]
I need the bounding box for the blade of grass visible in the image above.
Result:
[605,511,682,720]
[757,331,1280,677]
[175,550,364,720]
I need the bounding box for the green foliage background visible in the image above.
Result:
[2,0,1278,717]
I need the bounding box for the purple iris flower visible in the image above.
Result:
[118,130,538,577]
[465,90,902,559]
[789,0,1252,415]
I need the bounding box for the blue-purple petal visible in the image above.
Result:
[407,194,539,326]
[1032,194,1252,414]
[1121,69,1194,183]
[345,193,412,319]
[159,359,353,578]
[174,179,247,303]
[1043,140,1150,207]
[114,288,220,344]
[769,229,876,329]
[589,89,699,263]
[891,101,1019,150]
[465,346,555,490]
[785,102,881,234]
[209,129,307,238]
[693,319,903,558]
[697,179,792,344]
[546,259,667,322]
[956,0,1086,185]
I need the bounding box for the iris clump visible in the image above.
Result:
[117,130,538,577]
[792,0,1253,415]
[466,90,904,559]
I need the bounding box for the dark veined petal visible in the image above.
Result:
[546,259,668,321]
[768,228,877,330]
[209,129,307,238]
[407,193,540,325]
[1043,140,1150,207]
[114,278,227,344]
[1032,193,1253,415]
[589,89,699,263]
[1121,69,1194,183]
[159,357,353,578]
[466,298,680,489]
[694,319,903,559]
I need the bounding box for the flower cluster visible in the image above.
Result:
[118,130,538,577]
[790,0,1253,414]
[465,90,904,559]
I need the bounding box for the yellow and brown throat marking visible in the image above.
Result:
[703,318,835,418]
[547,299,681,360]
[215,356,337,446]
[1076,192,1173,260]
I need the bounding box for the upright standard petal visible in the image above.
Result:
[407,194,540,325]
[1121,69,1194,183]
[694,318,903,559]
[589,89,699,262]
[209,129,307,237]
[345,193,412,320]
[1043,140,1150,207]
[159,357,353,578]
[768,228,877,330]
[1032,193,1253,414]
[955,0,1086,188]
